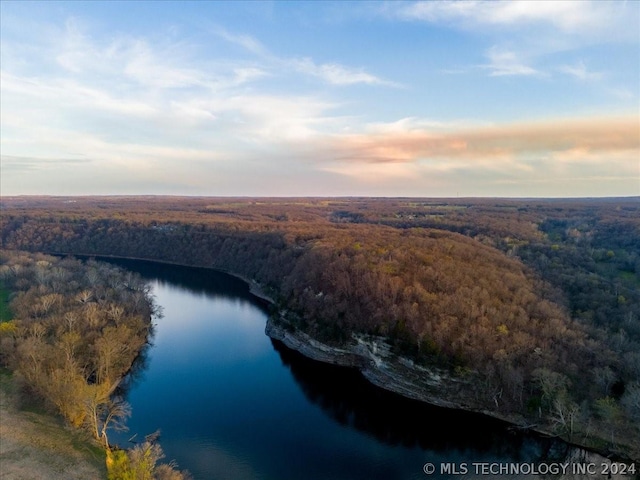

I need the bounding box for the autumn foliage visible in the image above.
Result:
[1,196,639,456]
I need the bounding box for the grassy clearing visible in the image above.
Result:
[594,262,640,289]
[0,284,12,322]
[0,369,106,480]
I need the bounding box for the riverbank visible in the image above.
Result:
[0,252,192,480]
[47,252,278,305]
[0,370,106,480]
[36,252,640,463]
[266,317,640,464]
[266,317,511,414]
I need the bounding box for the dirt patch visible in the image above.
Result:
[0,371,106,480]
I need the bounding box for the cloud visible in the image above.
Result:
[385,1,635,38]
[210,26,270,57]
[1,72,159,119]
[382,1,637,81]
[211,24,397,87]
[606,87,636,101]
[6,18,268,97]
[313,115,639,165]
[291,57,399,86]
[1,5,637,197]
[482,47,540,77]
[295,115,639,197]
[204,93,342,142]
[0,17,348,164]
[53,19,199,90]
[0,155,92,172]
[557,61,603,81]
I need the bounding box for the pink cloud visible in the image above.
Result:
[320,115,639,165]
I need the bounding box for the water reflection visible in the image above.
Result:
[270,339,636,479]
[83,255,270,312]
[271,338,565,460]
[116,337,153,397]
[94,257,635,480]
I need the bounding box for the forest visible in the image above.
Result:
[0,250,191,479]
[1,196,639,458]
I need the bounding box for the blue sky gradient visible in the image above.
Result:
[1,1,638,196]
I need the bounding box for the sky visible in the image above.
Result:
[1,0,639,197]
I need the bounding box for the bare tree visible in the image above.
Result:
[84,385,130,449]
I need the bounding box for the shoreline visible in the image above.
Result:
[265,317,640,465]
[39,251,640,463]
[266,316,513,417]
[47,251,277,304]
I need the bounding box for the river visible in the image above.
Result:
[103,258,633,480]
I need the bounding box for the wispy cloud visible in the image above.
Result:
[482,47,540,77]
[1,3,637,197]
[291,57,399,86]
[0,155,92,172]
[0,17,348,162]
[557,61,603,81]
[384,0,635,38]
[606,87,636,101]
[210,24,397,88]
[210,26,270,57]
[1,71,159,118]
[382,1,637,81]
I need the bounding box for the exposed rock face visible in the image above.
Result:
[265,318,365,367]
[265,317,481,412]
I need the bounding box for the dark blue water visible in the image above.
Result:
[104,259,627,480]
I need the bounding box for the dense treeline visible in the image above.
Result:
[0,250,190,479]
[1,196,639,456]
